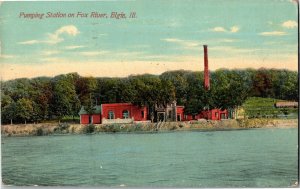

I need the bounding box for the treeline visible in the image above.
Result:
[1,68,298,124]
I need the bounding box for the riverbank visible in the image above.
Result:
[1,118,298,137]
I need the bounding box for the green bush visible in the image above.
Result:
[54,122,70,133]
[36,127,43,136]
[61,116,80,123]
[84,124,95,134]
[134,123,143,131]
[58,122,70,130]
[102,124,120,133]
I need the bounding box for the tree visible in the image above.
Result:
[209,69,250,118]
[30,77,53,122]
[160,70,189,105]
[49,74,80,122]
[128,74,175,121]
[251,69,274,98]
[16,98,34,124]
[2,78,34,101]
[117,78,136,103]
[96,78,121,103]
[272,70,298,101]
[1,97,17,124]
[183,71,207,114]
[158,78,176,107]
[75,76,97,106]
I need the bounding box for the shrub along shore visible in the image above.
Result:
[1,118,298,137]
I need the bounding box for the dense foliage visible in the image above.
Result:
[1,68,298,124]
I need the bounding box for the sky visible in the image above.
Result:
[0,0,298,80]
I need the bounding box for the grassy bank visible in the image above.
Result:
[241,97,298,119]
[1,118,298,137]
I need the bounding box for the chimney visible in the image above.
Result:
[203,45,210,90]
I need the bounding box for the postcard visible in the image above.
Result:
[0,0,298,187]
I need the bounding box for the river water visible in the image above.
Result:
[1,128,298,187]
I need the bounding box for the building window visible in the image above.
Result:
[168,110,172,118]
[141,111,144,118]
[215,112,219,118]
[108,111,115,119]
[221,113,226,119]
[122,110,129,119]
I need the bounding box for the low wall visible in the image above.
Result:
[102,118,133,124]
[134,120,151,124]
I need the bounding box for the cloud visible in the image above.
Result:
[230,26,239,33]
[162,38,199,49]
[282,20,297,29]
[18,40,40,45]
[115,51,145,57]
[41,50,60,56]
[18,25,79,45]
[213,27,227,32]
[0,54,14,59]
[209,46,256,54]
[259,31,287,36]
[163,38,182,43]
[79,50,144,58]
[80,51,110,56]
[46,25,79,44]
[65,45,85,50]
[56,25,79,36]
[219,39,237,43]
[212,26,240,33]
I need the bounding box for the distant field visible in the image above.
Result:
[241,97,298,119]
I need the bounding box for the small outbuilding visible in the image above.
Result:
[79,105,102,124]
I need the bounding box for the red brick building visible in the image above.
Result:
[176,108,228,121]
[79,103,148,124]
[79,104,228,124]
[199,109,228,120]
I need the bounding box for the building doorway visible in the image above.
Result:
[89,116,92,124]
[157,112,165,122]
[177,114,181,121]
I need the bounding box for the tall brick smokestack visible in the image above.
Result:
[203,45,210,90]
